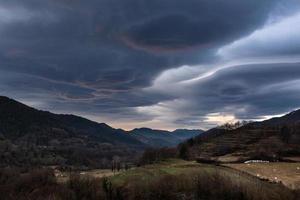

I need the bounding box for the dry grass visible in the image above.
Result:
[216,154,244,162]
[225,162,300,189]
[80,169,120,178]
[55,169,122,183]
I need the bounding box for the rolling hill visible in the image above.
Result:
[182,110,300,162]
[0,96,144,146]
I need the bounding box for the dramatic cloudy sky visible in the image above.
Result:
[1,0,300,130]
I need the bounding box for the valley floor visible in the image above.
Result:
[3,159,299,200]
[56,159,300,191]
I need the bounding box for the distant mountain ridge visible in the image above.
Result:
[130,128,203,147]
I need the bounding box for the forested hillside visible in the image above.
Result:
[0,96,144,168]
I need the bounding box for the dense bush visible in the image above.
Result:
[0,168,74,200]
[139,147,177,165]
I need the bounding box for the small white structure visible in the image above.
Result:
[244,160,270,164]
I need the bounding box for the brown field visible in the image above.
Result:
[79,169,121,178]
[225,162,300,189]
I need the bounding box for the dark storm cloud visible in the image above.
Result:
[123,0,275,52]
[0,0,299,128]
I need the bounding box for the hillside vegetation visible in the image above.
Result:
[180,111,300,162]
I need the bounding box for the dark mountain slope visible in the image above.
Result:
[56,114,143,146]
[0,96,144,168]
[182,110,300,162]
[255,110,300,127]
[0,96,143,145]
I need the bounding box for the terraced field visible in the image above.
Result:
[192,128,282,158]
[225,162,300,189]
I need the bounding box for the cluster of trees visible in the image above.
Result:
[139,147,177,165]
[111,157,121,172]
[219,121,251,130]
[110,156,132,172]
[138,144,196,165]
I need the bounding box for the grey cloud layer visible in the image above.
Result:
[143,61,300,129]
[0,0,299,129]
[191,63,300,117]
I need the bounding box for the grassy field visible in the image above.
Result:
[108,159,290,189]
[225,162,300,189]
[109,159,209,186]
[56,159,209,184]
